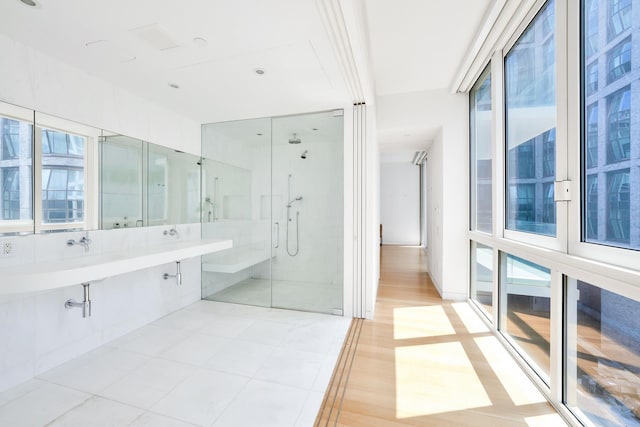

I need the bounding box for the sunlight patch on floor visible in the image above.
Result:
[392,306,455,340]
[395,342,491,418]
[474,336,547,406]
[525,413,568,426]
[451,302,490,334]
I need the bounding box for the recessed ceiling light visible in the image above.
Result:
[18,0,38,6]
[254,68,265,75]
[168,83,180,89]
[193,37,208,48]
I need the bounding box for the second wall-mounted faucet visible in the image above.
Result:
[67,235,92,252]
[164,228,178,237]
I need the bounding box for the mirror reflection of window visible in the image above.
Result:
[41,129,85,225]
[0,114,33,233]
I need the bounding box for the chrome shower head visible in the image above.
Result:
[301,150,308,159]
[288,133,301,144]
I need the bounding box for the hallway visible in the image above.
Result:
[318,245,568,426]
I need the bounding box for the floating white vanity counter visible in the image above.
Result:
[2,238,232,295]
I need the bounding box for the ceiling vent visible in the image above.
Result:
[129,23,180,51]
[412,151,427,165]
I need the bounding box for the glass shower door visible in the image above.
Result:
[270,111,344,314]
[201,118,272,307]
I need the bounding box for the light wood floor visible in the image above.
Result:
[318,245,568,427]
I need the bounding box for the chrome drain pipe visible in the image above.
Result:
[163,261,182,286]
[65,283,92,318]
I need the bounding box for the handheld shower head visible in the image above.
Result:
[301,150,308,159]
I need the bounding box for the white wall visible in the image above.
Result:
[380,162,420,245]
[0,34,204,393]
[0,34,200,154]
[426,130,444,292]
[377,89,469,300]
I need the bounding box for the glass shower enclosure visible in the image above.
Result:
[200,110,344,315]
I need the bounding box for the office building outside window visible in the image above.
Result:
[583,0,638,250]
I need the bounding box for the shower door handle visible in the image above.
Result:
[274,222,279,248]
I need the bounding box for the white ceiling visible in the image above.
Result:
[0,0,351,124]
[364,0,493,163]
[1,0,495,165]
[365,0,493,96]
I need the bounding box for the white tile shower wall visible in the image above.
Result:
[0,224,202,393]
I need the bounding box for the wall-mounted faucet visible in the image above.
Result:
[67,235,92,252]
[163,228,178,237]
[163,261,182,286]
[65,283,92,318]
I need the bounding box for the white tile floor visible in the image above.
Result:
[0,300,351,427]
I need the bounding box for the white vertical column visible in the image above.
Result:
[352,102,367,319]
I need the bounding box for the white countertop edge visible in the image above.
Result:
[3,239,233,295]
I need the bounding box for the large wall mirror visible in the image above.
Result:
[0,99,201,236]
[100,132,201,229]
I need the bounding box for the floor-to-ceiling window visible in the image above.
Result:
[467,0,640,425]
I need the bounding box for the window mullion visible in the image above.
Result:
[492,49,505,238]
[555,0,569,254]
[33,124,43,233]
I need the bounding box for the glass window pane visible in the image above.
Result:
[582,0,638,250]
[0,116,33,225]
[470,242,493,320]
[505,0,556,236]
[500,253,551,381]
[470,65,492,233]
[565,278,640,426]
